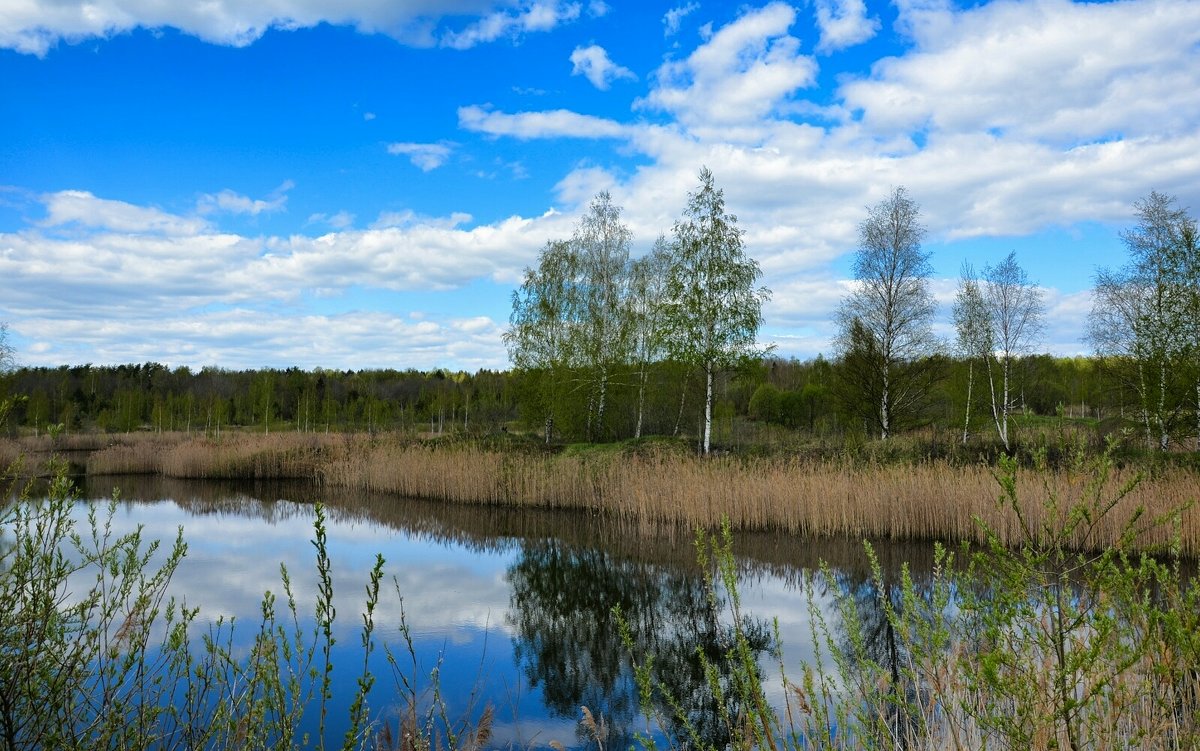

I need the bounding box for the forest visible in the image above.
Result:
[0,349,1176,453]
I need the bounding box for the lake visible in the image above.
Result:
[53,474,942,749]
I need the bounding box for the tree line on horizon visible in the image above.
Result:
[0,177,1196,454]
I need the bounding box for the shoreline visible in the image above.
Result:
[3,430,1197,555]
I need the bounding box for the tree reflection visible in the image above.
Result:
[819,544,947,749]
[507,537,771,748]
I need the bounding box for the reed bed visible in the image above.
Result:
[88,432,329,479]
[74,432,1200,555]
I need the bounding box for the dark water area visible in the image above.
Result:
[26,475,953,748]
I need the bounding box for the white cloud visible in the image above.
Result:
[639,2,818,130]
[40,190,208,235]
[370,208,473,230]
[569,44,636,90]
[0,0,575,56]
[387,141,454,171]
[197,181,292,216]
[439,1,581,50]
[0,191,578,369]
[12,309,511,371]
[813,0,879,53]
[458,105,628,139]
[307,210,356,229]
[841,0,1200,144]
[662,2,698,37]
[2,201,531,368]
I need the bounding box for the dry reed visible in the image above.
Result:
[72,432,1200,555]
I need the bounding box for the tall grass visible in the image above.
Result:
[78,433,1200,555]
[0,453,494,751]
[617,453,1200,751]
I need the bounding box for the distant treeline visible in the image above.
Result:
[0,353,1161,445]
[0,363,516,436]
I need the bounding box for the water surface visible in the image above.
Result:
[59,474,943,749]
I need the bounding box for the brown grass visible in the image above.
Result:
[86,432,329,479]
[70,432,1200,555]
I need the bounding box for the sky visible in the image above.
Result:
[2,0,1198,371]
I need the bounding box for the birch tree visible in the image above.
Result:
[571,191,634,441]
[953,262,991,444]
[0,323,12,428]
[1089,192,1197,450]
[0,323,13,373]
[629,237,671,439]
[835,186,938,439]
[1135,193,1200,449]
[505,239,576,443]
[981,252,1044,452]
[1175,220,1200,448]
[661,168,770,455]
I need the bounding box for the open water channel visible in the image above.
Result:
[54,474,942,749]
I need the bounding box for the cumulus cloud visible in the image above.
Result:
[569,44,636,90]
[482,0,1200,263]
[40,190,208,235]
[387,141,454,171]
[639,2,818,130]
[813,0,879,53]
[0,0,578,56]
[440,1,581,49]
[458,105,628,139]
[13,309,511,370]
[841,0,1200,144]
[0,196,546,368]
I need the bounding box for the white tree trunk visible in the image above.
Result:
[596,371,608,440]
[1137,360,1153,449]
[673,371,689,437]
[635,363,647,440]
[985,353,1008,451]
[1157,359,1170,451]
[1000,356,1011,451]
[880,366,891,440]
[703,363,714,454]
[962,359,974,445]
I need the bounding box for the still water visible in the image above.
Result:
[64,474,941,749]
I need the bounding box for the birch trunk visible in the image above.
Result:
[879,363,891,440]
[1157,359,1170,451]
[986,353,1007,452]
[703,362,714,455]
[961,360,974,445]
[635,362,647,440]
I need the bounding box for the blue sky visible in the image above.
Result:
[2,0,1198,370]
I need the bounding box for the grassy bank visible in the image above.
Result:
[14,431,1190,555]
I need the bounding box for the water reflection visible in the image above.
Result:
[56,474,949,747]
